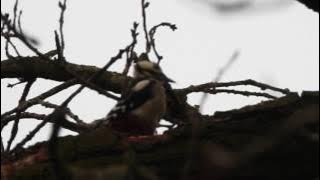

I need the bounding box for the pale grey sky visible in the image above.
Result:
[1,0,319,148]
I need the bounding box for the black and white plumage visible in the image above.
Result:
[104,79,167,135]
[134,56,182,112]
[134,54,175,83]
[95,54,176,135]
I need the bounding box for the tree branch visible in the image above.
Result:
[1,112,88,133]
[1,91,318,180]
[1,57,130,94]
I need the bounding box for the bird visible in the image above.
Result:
[134,53,183,113]
[105,78,167,135]
[100,54,175,136]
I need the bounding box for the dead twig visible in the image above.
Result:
[199,50,240,111]
[1,11,45,59]
[6,78,36,152]
[180,79,291,96]
[58,0,67,56]
[122,22,139,75]
[1,112,88,134]
[204,89,277,99]
[149,22,177,64]
[3,35,21,58]
[141,0,151,53]
[38,101,85,125]
[1,79,77,121]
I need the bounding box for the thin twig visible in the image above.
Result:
[1,112,46,127]
[180,79,291,95]
[149,22,177,64]
[141,0,151,53]
[58,49,127,109]
[122,22,139,75]
[39,101,85,125]
[1,7,119,100]
[10,112,57,153]
[1,12,46,59]
[1,112,88,133]
[48,31,118,101]
[4,39,14,59]
[55,30,120,100]
[58,0,67,55]
[3,34,21,57]
[1,79,77,120]
[3,6,118,102]
[204,89,277,99]
[6,78,36,152]
[7,80,27,88]
[1,112,87,132]
[8,38,21,57]
[54,31,64,62]
[12,0,19,28]
[199,50,240,111]
[4,4,119,101]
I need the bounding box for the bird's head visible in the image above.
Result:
[134,54,174,83]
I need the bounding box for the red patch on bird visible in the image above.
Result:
[109,114,156,136]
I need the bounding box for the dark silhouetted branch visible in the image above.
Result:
[297,0,319,12]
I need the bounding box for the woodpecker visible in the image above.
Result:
[104,78,167,135]
[100,55,175,135]
[134,54,182,114]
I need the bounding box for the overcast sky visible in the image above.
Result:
[1,0,319,148]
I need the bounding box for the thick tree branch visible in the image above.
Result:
[2,57,295,126]
[1,57,130,94]
[1,91,318,180]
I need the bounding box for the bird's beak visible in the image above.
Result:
[160,73,175,83]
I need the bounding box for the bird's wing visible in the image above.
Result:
[106,81,154,120]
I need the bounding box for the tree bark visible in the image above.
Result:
[2,91,318,180]
[1,57,129,94]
